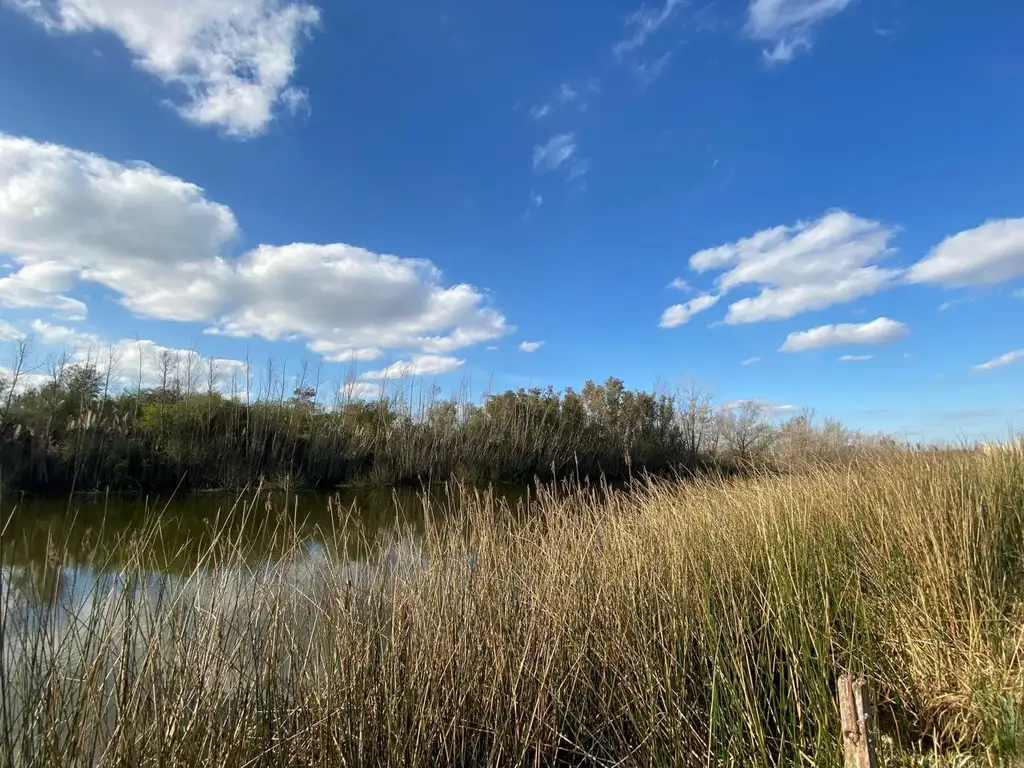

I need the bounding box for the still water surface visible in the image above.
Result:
[0,485,530,639]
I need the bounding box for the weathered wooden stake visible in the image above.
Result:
[838,674,879,768]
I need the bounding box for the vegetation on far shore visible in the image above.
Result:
[2,448,1023,766]
[0,345,911,495]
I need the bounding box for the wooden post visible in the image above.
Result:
[838,674,879,768]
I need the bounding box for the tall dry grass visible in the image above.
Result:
[1,449,1022,767]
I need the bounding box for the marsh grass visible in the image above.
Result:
[1,449,1022,767]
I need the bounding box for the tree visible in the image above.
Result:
[676,381,716,461]
[2,337,34,415]
[717,401,777,462]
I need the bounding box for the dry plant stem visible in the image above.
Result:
[0,448,1021,766]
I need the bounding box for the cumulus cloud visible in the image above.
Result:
[529,104,551,119]
[745,0,854,63]
[29,319,100,349]
[668,277,691,291]
[6,0,321,137]
[659,293,719,328]
[907,218,1024,287]
[519,340,544,352]
[741,356,761,366]
[665,210,899,327]
[304,342,383,364]
[0,262,87,319]
[839,354,874,362]
[973,350,1024,372]
[9,322,247,391]
[75,338,249,391]
[361,354,464,380]
[780,317,908,353]
[0,367,50,394]
[0,134,511,364]
[1,329,250,394]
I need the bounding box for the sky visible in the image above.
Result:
[0,0,1022,443]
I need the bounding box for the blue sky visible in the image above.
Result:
[0,0,1022,442]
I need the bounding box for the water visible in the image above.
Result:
[2,487,430,570]
[0,485,531,651]
[0,484,537,752]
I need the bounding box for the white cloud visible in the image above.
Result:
[723,398,798,415]
[519,340,544,353]
[659,293,719,328]
[741,356,761,366]
[0,134,511,363]
[973,350,1024,372]
[335,380,383,402]
[7,0,322,137]
[677,210,899,325]
[533,133,578,172]
[726,268,893,324]
[631,51,672,87]
[529,103,551,119]
[567,157,591,183]
[528,80,597,121]
[205,244,510,356]
[29,319,100,349]
[532,133,590,182]
[0,367,49,393]
[0,262,87,319]
[558,84,578,103]
[745,0,854,63]
[780,317,908,353]
[72,338,249,391]
[304,342,383,364]
[0,319,24,341]
[613,0,685,61]
[361,354,464,380]
[0,332,249,394]
[668,277,691,291]
[839,354,874,362]
[907,218,1024,287]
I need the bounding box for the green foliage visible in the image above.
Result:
[0,362,888,494]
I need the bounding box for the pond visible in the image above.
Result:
[0,484,535,651]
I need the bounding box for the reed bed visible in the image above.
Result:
[1,449,1022,767]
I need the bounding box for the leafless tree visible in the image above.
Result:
[2,335,35,414]
[717,401,778,462]
[676,379,717,461]
[157,348,178,399]
[182,348,201,398]
[204,356,222,397]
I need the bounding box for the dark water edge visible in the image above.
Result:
[0,482,547,572]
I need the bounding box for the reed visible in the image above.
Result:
[1,449,1021,766]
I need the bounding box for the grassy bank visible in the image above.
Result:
[2,448,1023,766]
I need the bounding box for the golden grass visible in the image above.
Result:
[1,449,1022,766]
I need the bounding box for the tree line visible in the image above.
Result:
[0,343,893,494]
